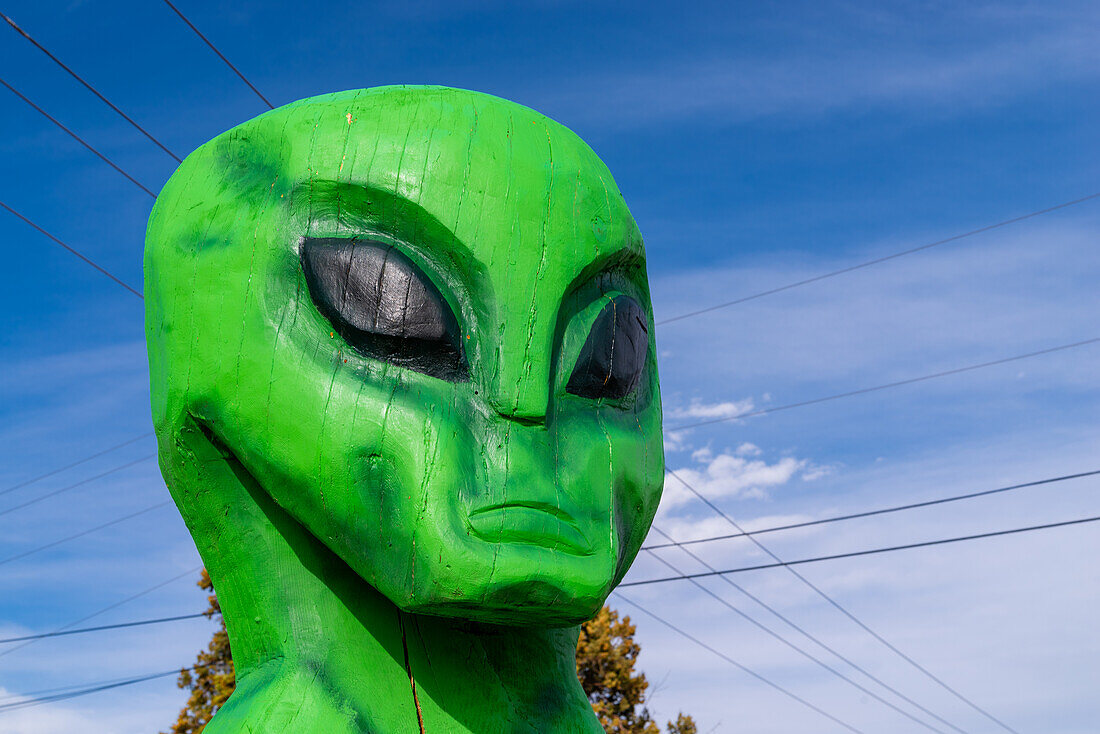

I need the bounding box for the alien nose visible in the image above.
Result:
[497,410,545,427]
[481,385,548,427]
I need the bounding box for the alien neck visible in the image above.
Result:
[169,420,602,734]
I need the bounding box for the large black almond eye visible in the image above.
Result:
[566,296,648,401]
[300,237,466,380]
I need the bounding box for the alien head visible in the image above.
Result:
[145,86,663,627]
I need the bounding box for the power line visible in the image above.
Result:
[3,500,1075,726]
[612,592,867,734]
[0,565,202,659]
[0,200,144,298]
[0,432,152,498]
[641,540,959,734]
[161,0,274,109]
[0,593,863,733]
[656,192,1100,325]
[0,670,175,703]
[647,525,976,733]
[0,454,155,518]
[0,501,171,568]
[627,512,1100,586]
[669,336,1100,432]
[0,668,184,713]
[4,551,956,728]
[0,77,157,198]
[17,490,1060,729]
[0,15,1085,728]
[0,11,1080,731]
[0,584,857,730]
[0,12,181,162]
[0,612,207,645]
[642,468,1100,550]
[652,470,1022,734]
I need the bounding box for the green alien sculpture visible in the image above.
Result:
[145,85,663,733]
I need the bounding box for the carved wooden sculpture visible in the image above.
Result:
[145,86,663,733]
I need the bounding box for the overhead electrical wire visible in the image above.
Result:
[626,512,1100,586]
[0,12,182,162]
[33,473,1081,727]
[8,473,1042,730]
[161,0,274,109]
[0,612,207,645]
[20,336,1100,524]
[5,8,1096,343]
[0,565,202,660]
[0,130,1079,734]
[0,554,959,731]
[0,594,860,733]
[0,77,157,198]
[2,3,1093,593]
[0,667,185,713]
[9,465,1072,730]
[0,454,155,518]
[669,336,1100,432]
[0,255,1082,731]
[647,470,1025,734]
[5,9,1093,336]
[641,542,960,734]
[0,200,144,298]
[0,432,152,498]
[612,592,867,734]
[645,525,971,734]
[656,192,1100,325]
[642,468,1100,551]
[0,670,176,704]
[5,415,1062,729]
[0,16,1089,731]
[6,503,1091,722]
[0,501,171,568]
[5,566,962,733]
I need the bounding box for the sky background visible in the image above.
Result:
[1,0,1099,732]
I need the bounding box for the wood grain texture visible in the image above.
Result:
[145,86,663,733]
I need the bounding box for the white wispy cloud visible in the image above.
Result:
[659,446,821,514]
[669,397,755,421]
[0,692,95,734]
[542,3,1100,129]
[651,511,820,549]
[651,218,1100,397]
[667,454,806,506]
[663,401,758,454]
[662,429,693,454]
[629,212,1100,732]
[0,683,191,734]
[630,426,1100,733]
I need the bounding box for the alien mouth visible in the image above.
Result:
[467,501,592,555]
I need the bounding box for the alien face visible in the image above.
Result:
[146,86,663,626]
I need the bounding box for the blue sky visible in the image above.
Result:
[1,1,1099,731]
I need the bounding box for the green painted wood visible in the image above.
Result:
[145,86,664,733]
